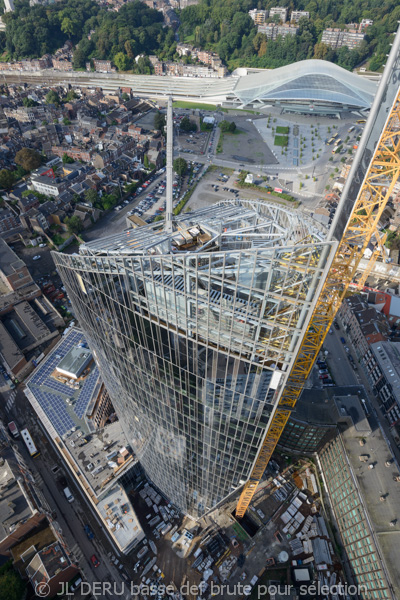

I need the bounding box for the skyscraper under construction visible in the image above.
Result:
[53,202,336,517]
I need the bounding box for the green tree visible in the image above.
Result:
[143,154,149,169]
[64,215,84,234]
[84,188,99,205]
[22,97,38,107]
[173,157,187,176]
[101,193,118,210]
[0,562,26,600]
[0,169,15,190]
[46,90,60,105]
[62,153,74,164]
[154,111,166,133]
[114,51,129,71]
[63,117,71,125]
[122,92,129,101]
[15,148,42,171]
[219,120,236,133]
[180,116,196,132]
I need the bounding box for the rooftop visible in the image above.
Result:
[25,329,144,552]
[338,414,400,599]
[25,328,101,439]
[295,385,370,427]
[25,329,136,495]
[55,345,92,379]
[371,341,400,400]
[0,238,26,277]
[97,483,145,553]
[77,200,326,257]
[0,452,35,543]
[26,541,71,585]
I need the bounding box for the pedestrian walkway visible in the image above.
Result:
[5,390,16,412]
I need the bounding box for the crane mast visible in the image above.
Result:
[236,26,400,519]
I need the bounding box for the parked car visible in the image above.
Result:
[340,337,346,344]
[32,255,41,260]
[90,554,100,568]
[333,321,340,330]
[39,243,47,248]
[84,525,94,539]
[319,374,329,379]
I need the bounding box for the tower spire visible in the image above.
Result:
[165,96,174,233]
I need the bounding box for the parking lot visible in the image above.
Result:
[128,162,204,222]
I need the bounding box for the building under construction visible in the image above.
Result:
[53,26,400,524]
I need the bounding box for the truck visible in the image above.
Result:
[8,421,19,438]
[63,487,75,503]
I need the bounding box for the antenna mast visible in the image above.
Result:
[165,96,174,233]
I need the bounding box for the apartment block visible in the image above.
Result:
[258,23,299,40]
[291,10,309,23]
[269,7,288,22]
[248,9,268,25]
[321,28,366,50]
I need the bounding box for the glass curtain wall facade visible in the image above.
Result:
[53,201,336,518]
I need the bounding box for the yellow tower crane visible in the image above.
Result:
[235,29,400,519]
[356,230,387,290]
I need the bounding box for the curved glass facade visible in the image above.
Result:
[53,201,336,518]
[233,60,376,112]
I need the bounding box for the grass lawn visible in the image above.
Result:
[276,126,289,134]
[274,135,288,147]
[173,101,217,110]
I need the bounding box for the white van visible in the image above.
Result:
[63,487,74,503]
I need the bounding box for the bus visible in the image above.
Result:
[348,125,355,133]
[332,133,339,139]
[335,138,342,146]
[356,119,366,124]
[20,428,40,458]
[327,137,335,145]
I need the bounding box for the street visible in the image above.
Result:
[0,387,130,599]
[321,320,400,467]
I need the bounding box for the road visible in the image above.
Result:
[322,321,400,467]
[0,388,131,599]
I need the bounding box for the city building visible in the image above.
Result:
[0,207,20,236]
[258,24,299,40]
[321,28,366,50]
[231,60,376,114]
[359,18,374,31]
[0,281,63,379]
[0,239,33,292]
[318,402,399,600]
[248,9,268,25]
[278,387,346,454]
[338,295,390,361]
[53,201,336,518]
[3,0,15,13]
[269,7,288,22]
[363,341,400,426]
[92,60,115,73]
[290,10,309,23]
[25,329,145,553]
[0,420,65,557]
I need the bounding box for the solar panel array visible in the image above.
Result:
[27,330,99,437]
[34,389,76,436]
[75,369,99,419]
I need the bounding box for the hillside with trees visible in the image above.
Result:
[179,0,400,71]
[0,0,176,72]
